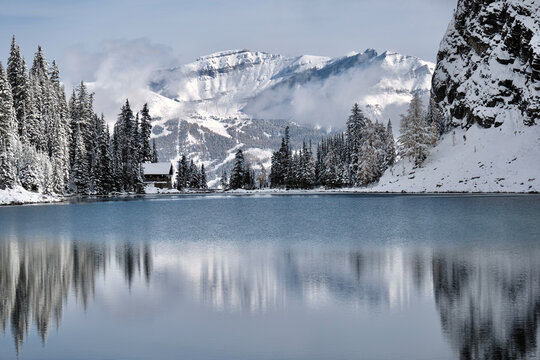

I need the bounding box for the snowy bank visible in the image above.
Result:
[369,120,540,193]
[0,186,61,206]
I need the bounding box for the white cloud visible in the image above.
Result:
[62,38,178,122]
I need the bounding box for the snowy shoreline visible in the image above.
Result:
[2,187,537,207]
[0,186,63,206]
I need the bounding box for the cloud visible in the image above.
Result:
[243,55,431,129]
[62,38,178,122]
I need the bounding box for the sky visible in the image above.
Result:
[0,0,456,120]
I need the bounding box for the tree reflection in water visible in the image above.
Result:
[433,250,540,360]
[0,240,538,359]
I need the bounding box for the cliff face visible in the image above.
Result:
[431,0,540,128]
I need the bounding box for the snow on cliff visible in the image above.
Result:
[431,0,540,127]
[371,0,540,193]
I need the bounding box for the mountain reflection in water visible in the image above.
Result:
[0,240,539,359]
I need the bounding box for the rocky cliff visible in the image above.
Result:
[431,0,539,127]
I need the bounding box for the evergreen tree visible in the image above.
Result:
[229,149,245,190]
[357,142,378,185]
[0,62,17,189]
[15,143,41,192]
[200,164,208,189]
[113,100,143,192]
[373,121,388,178]
[48,60,70,193]
[176,155,188,190]
[111,129,123,192]
[69,82,93,167]
[71,124,90,194]
[139,103,152,162]
[29,46,50,153]
[188,160,199,188]
[6,36,29,140]
[399,94,435,166]
[243,162,255,190]
[345,103,367,185]
[427,97,450,135]
[151,139,158,163]
[94,119,113,194]
[270,127,291,188]
[220,168,228,190]
[257,163,267,189]
[429,120,439,147]
[356,121,380,185]
[385,120,396,167]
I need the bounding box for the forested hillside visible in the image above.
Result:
[0,37,156,200]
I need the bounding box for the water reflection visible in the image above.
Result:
[0,241,108,352]
[433,250,540,360]
[0,240,539,359]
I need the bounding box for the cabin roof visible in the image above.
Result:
[142,162,173,176]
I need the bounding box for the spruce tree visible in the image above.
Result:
[399,94,434,166]
[270,127,291,188]
[29,46,50,153]
[357,121,379,185]
[229,149,245,190]
[48,60,70,193]
[113,100,143,192]
[94,118,113,194]
[220,168,228,190]
[71,124,90,194]
[256,163,267,189]
[345,103,367,185]
[188,160,199,188]
[243,162,255,190]
[0,62,17,189]
[176,155,188,190]
[151,139,158,162]
[200,164,207,189]
[385,120,396,167]
[6,36,29,140]
[139,103,152,162]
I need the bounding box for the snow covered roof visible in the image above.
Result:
[142,162,173,176]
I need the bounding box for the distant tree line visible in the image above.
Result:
[220,149,257,190]
[176,154,208,190]
[269,94,439,189]
[0,37,158,195]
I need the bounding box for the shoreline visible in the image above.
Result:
[1,187,538,207]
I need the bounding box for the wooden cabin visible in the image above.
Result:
[142,162,174,189]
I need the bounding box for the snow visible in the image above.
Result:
[0,186,60,206]
[370,120,540,193]
[431,0,539,127]
[242,147,273,169]
[184,114,232,139]
[142,162,173,175]
[147,48,434,138]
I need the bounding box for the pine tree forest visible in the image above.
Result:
[270,96,438,189]
[0,39,440,195]
[0,37,156,195]
[175,154,208,191]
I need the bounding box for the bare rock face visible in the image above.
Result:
[431,0,540,128]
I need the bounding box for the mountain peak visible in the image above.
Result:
[196,49,252,61]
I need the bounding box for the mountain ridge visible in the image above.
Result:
[144,48,434,185]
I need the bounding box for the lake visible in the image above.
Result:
[0,194,539,360]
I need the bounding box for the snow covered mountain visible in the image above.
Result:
[144,49,434,185]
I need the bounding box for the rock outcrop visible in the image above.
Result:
[431,0,540,128]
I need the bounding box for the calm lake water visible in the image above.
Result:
[0,194,539,360]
